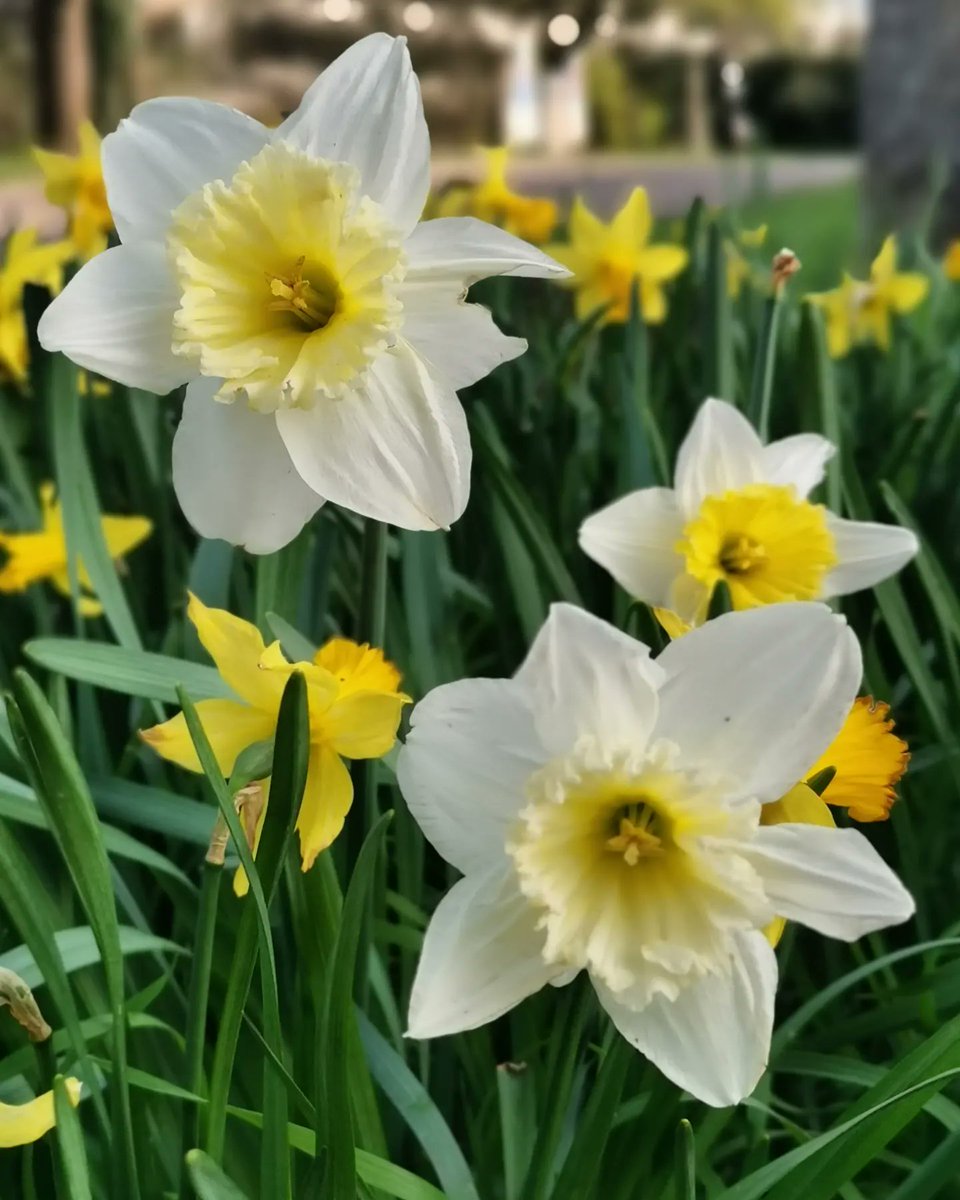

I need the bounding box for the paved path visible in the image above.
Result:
[0,152,858,240]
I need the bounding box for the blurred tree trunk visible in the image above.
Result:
[862,0,960,247]
[91,0,135,130]
[32,0,91,146]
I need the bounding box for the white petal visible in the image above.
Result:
[37,244,189,394]
[407,863,558,1038]
[596,932,777,1107]
[654,604,861,803]
[673,398,764,516]
[275,34,429,236]
[822,515,918,597]
[745,824,914,940]
[579,487,685,605]
[404,217,570,285]
[516,603,663,757]
[172,377,324,554]
[760,433,835,498]
[400,289,527,391]
[397,678,546,875]
[102,98,269,244]
[275,344,470,531]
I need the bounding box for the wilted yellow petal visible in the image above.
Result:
[296,744,353,870]
[140,699,274,775]
[0,1077,81,1147]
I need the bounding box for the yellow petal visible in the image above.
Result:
[0,1078,81,1147]
[314,638,404,698]
[739,224,768,248]
[49,569,104,618]
[186,593,282,711]
[322,691,407,759]
[870,234,897,283]
[480,146,510,189]
[881,272,929,314]
[101,514,153,562]
[296,744,353,870]
[944,240,960,281]
[77,119,102,161]
[761,782,836,828]
[609,187,652,249]
[0,532,65,592]
[568,195,606,248]
[640,281,667,324]
[653,608,692,640]
[805,696,909,822]
[32,146,81,208]
[637,243,689,283]
[140,699,274,775]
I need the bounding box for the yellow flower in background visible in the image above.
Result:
[436,147,558,244]
[0,1078,81,1147]
[140,595,408,876]
[943,240,960,281]
[0,229,73,385]
[761,695,908,946]
[726,225,767,300]
[545,188,688,324]
[809,235,929,358]
[0,484,151,615]
[33,120,112,261]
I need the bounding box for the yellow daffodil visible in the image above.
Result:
[33,120,112,261]
[944,240,960,281]
[435,147,558,244]
[761,695,908,945]
[0,229,73,386]
[77,370,112,398]
[809,236,929,357]
[0,483,151,615]
[140,595,409,876]
[545,188,688,324]
[0,1078,81,1147]
[726,225,767,299]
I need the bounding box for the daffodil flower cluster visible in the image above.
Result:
[2,32,925,1126]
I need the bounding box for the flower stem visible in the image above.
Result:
[179,859,222,1193]
[748,290,784,441]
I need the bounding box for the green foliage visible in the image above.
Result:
[0,190,958,1200]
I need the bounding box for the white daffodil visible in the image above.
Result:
[579,398,918,628]
[38,35,567,552]
[398,602,913,1107]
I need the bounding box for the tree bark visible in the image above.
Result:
[32,0,90,146]
[862,0,960,247]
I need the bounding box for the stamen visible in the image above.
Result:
[719,534,767,575]
[605,801,665,865]
[266,256,340,331]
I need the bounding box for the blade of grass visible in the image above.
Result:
[53,1075,92,1200]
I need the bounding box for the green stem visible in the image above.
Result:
[703,221,735,403]
[204,915,257,1162]
[748,291,784,440]
[180,859,222,1192]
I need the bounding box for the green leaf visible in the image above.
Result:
[319,812,393,1200]
[185,1149,250,1200]
[674,1119,696,1200]
[0,926,186,987]
[358,1012,479,1200]
[25,639,232,705]
[9,670,140,1199]
[53,1075,92,1200]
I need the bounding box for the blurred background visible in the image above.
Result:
[2,0,959,284]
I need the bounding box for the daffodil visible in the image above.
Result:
[140,594,408,872]
[0,483,151,615]
[0,229,73,386]
[398,602,912,1107]
[808,236,929,358]
[944,240,960,282]
[544,188,688,324]
[0,1078,81,1146]
[33,120,113,261]
[38,36,568,552]
[435,147,558,244]
[579,398,918,628]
